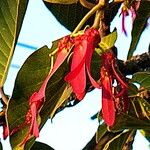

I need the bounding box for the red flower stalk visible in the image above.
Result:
[100,51,128,126]
[10,36,74,146]
[65,28,100,100]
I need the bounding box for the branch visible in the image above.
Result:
[118,52,150,75]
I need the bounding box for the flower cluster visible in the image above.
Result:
[100,51,128,126]
[9,28,129,146]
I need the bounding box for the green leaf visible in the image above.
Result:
[0,0,29,87]
[7,39,73,149]
[96,123,107,143]
[109,112,150,132]
[137,98,150,120]
[49,84,72,118]
[7,46,51,149]
[44,0,78,4]
[127,1,150,59]
[97,30,117,54]
[31,141,54,150]
[131,72,150,90]
[43,2,121,31]
[44,1,93,31]
[104,130,136,150]
[94,125,123,149]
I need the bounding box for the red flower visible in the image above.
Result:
[65,28,100,100]
[9,36,74,146]
[100,51,128,126]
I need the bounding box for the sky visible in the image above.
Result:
[0,0,150,149]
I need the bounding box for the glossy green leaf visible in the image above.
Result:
[104,130,136,150]
[44,0,78,4]
[97,30,117,54]
[31,141,54,150]
[49,84,72,118]
[131,72,150,90]
[127,1,150,59]
[0,0,29,87]
[44,2,121,31]
[109,112,150,132]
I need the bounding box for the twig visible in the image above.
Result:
[118,52,150,75]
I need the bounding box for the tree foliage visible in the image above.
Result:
[0,0,150,149]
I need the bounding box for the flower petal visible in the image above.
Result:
[65,38,87,100]
[101,67,115,126]
[50,36,73,77]
[29,103,39,138]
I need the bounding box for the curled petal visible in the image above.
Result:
[101,67,115,126]
[29,103,39,138]
[65,39,87,100]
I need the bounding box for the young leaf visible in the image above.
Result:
[131,72,150,90]
[44,0,78,4]
[127,1,150,59]
[98,30,117,52]
[0,0,29,87]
